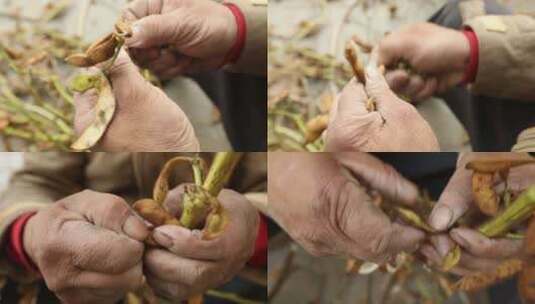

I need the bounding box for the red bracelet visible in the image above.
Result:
[248,215,267,268]
[222,3,247,65]
[6,212,40,274]
[461,29,479,85]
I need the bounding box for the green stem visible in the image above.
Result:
[478,186,535,237]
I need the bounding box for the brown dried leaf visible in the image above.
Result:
[472,172,499,216]
[456,259,523,291]
[86,33,118,64]
[70,73,116,150]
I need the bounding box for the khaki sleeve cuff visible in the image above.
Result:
[224,0,267,76]
[465,15,535,101]
[513,127,535,152]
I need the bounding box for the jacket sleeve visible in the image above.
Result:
[224,0,267,76]
[0,153,88,282]
[465,15,535,101]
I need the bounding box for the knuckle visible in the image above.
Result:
[368,226,391,258]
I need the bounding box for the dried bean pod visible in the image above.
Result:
[472,172,499,216]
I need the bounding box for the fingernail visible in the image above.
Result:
[127,23,143,47]
[436,238,451,258]
[451,230,469,248]
[153,229,173,248]
[429,205,453,231]
[123,215,148,241]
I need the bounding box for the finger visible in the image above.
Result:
[334,152,421,206]
[414,77,438,101]
[146,273,190,300]
[377,34,411,68]
[147,49,178,74]
[384,70,410,92]
[430,234,455,259]
[387,223,426,255]
[364,62,412,120]
[428,165,472,231]
[123,0,164,21]
[154,189,259,261]
[127,14,177,49]
[456,251,502,273]
[420,244,443,267]
[162,184,186,218]
[61,190,149,241]
[157,57,193,80]
[74,263,145,291]
[403,74,426,98]
[127,47,161,67]
[60,220,144,273]
[450,228,523,259]
[144,249,219,286]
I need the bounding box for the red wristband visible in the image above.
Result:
[248,215,267,268]
[461,28,479,85]
[6,212,40,274]
[223,3,247,65]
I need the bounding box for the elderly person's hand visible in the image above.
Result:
[144,186,259,300]
[74,51,199,152]
[122,0,238,79]
[422,153,535,275]
[268,152,425,263]
[324,55,439,152]
[23,190,149,304]
[377,22,471,102]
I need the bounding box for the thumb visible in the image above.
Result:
[126,14,176,49]
[429,165,472,231]
[365,57,415,121]
[335,152,421,206]
[106,50,155,106]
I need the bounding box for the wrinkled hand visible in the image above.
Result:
[324,56,439,152]
[74,51,199,151]
[122,0,237,79]
[377,22,470,102]
[268,152,425,263]
[422,153,535,275]
[144,186,259,300]
[23,190,150,304]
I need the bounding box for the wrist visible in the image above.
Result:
[461,28,479,85]
[222,3,246,65]
[8,212,39,274]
